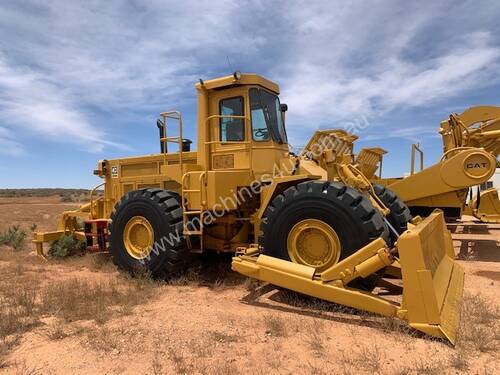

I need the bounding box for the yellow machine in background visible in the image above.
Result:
[34,73,463,343]
[463,187,500,223]
[359,106,500,221]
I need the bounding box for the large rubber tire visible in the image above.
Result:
[260,181,389,288]
[373,184,412,240]
[109,188,189,277]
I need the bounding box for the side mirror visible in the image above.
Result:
[280,103,288,112]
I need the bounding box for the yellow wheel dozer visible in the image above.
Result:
[32,73,463,344]
[233,210,464,344]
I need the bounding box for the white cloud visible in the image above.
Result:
[361,126,437,142]
[0,55,124,153]
[0,126,24,156]
[279,1,500,136]
[0,1,268,154]
[0,0,499,156]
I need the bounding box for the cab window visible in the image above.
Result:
[219,97,244,142]
[249,88,287,144]
[250,88,270,141]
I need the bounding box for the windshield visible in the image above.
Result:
[249,88,287,144]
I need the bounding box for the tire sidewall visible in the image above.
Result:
[109,193,180,274]
[260,181,389,290]
[262,188,374,263]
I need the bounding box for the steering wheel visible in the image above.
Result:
[254,129,268,138]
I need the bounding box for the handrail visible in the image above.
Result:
[89,182,105,220]
[199,171,207,207]
[440,146,474,162]
[410,143,424,175]
[204,114,252,173]
[159,110,183,171]
[204,140,251,145]
[181,170,207,208]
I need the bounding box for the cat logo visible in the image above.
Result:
[466,162,488,169]
[463,153,493,179]
[111,166,119,178]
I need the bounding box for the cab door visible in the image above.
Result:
[248,87,290,179]
[207,87,251,172]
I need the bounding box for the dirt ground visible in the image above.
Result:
[0,197,498,375]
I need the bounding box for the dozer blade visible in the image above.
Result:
[232,210,464,344]
[397,210,464,344]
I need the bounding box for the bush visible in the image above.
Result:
[0,226,27,251]
[60,194,74,203]
[48,235,86,257]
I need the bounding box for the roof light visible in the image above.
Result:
[233,71,242,80]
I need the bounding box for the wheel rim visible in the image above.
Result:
[123,216,154,259]
[287,219,341,271]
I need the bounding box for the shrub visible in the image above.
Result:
[0,226,27,251]
[48,235,86,257]
[60,194,74,202]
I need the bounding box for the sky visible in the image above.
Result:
[0,0,499,188]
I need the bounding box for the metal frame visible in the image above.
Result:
[410,143,424,175]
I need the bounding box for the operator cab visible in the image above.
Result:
[196,73,290,177]
[219,86,287,144]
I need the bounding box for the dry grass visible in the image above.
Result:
[208,330,239,343]
[166,267,200,286]
[0,336,21,369]
[147,334,243,375]
[184,336,213,358]
[150,345,164,375]
[263,314,287,337]
[374,316,414,338]
[359,345,384,372]
[394,358,452,375]
[457,293,500,352]
[12,360,42,375]
[304,320,326,356]
[87,253,111,271]
[209,361,240,375]
[39,277,155,323]
[39,279,114,323]
[0,284,41,341]
[339,344,385,374]
[0,252,159,366]
[449,348,469,372]
[44,323,70,341]
[302,361,333,375]
[167,346,192,374]
[83,326,120,352]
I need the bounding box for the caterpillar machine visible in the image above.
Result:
[463,187,500,223]
[33,73,464,344]
[358,106,500,222]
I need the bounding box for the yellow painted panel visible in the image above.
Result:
[121,162,159,177]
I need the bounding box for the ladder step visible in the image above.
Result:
[184,230,203,235]
[183,189,201,193]
[183,210,202,215]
